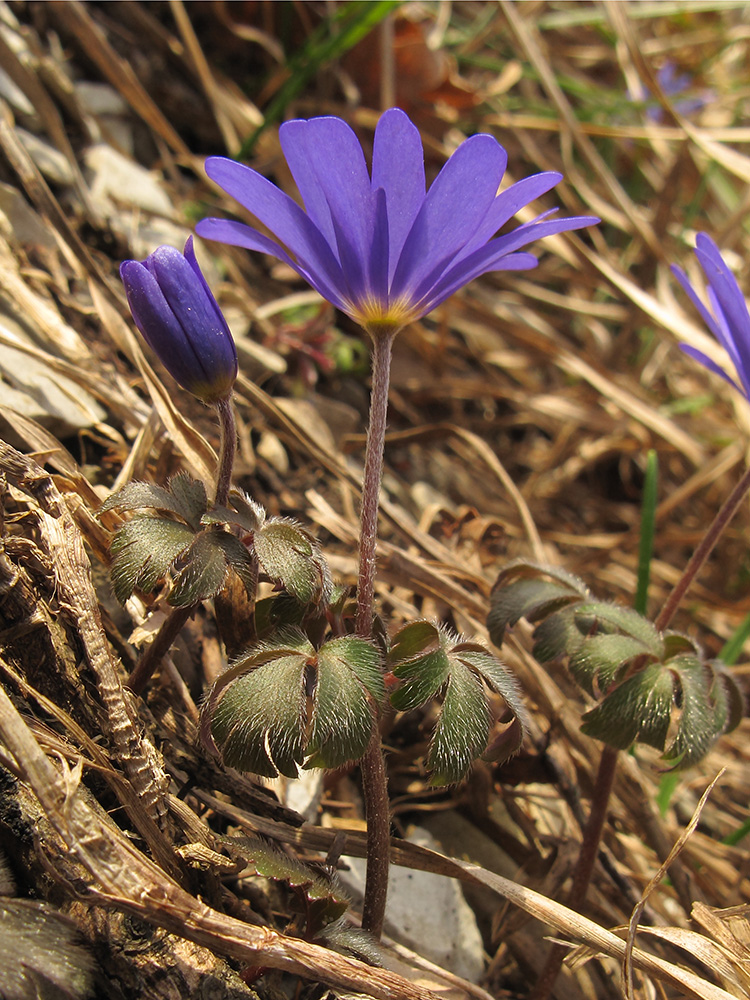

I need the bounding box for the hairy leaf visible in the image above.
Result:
[169,530,232,606]
[574,601,662,650]
[581,661,673,750]
[456,644,529,737]
[110,515,194,603]
[165,471,209,528]
[389,621,450,712]
[254,519,332,605]
[101,471,207,528]
[488,560,588,647]
[0,899,94,1000]
[569,633,657,696]
[211,531,256,598]
[307,638,383,769]
[227,835,349,930]
[211,637,310,777]
[203,489,266,533]
[388,622,527,783]
[427,658,490,785]
[531,608,585,662]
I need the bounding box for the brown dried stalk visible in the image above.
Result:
[0,682,439,1000]
[0,441,169,828]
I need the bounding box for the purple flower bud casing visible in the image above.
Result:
[121,236,238,403]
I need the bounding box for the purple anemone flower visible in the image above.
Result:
[121,236,238,404]
[672,233,750,401]
[196,108,598,338]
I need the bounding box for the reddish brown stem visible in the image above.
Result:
[655,461,750,632]
[355,331,396,939]
[129,394,236,696]
[531,744,619,1000]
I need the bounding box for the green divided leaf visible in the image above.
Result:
[569,633,656,696]
[254,518,332,605]
[427,658,490,786]
[164,472,209,528]
[101,471,208,528]
[226,835,349,931]
[211,633,311,777]
[581,661,674,750]
[307,637,384,769]
[206,632,383,777]
[488,560,589,649]
[573,601,662,649]
[169,531,232,607]
[110,515,194,603]
[388,621,527,784]
[203,489,266,533]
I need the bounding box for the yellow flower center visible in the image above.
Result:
[346,294,418,339]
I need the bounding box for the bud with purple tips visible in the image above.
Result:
[120,236,238,404]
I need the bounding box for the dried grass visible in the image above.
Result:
[1,2,749,998]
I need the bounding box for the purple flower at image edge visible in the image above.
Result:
[121,236,238,404]
[196,108,599,338]
[672,233,750,402]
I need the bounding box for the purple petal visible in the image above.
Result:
[410,214,597,309]
[203,156,348,299]
[390,133,508,302]
[454,172,562,264]
[279,119,338,248]
[183,236,233,339]
[121,260,214,392]
[369,187,389,305]
[671,264,726,346]
[416,253,539,315]
[279,117,373,293]
[695,240,750,389]
[196,217,349,311]
[149,245,228,342]
[371,108,425,282]
[679,344,747,398]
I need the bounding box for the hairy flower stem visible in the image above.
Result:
[356,330,396,939]
[655,461,750,632]
[530,744,618,1000]
[533,463,750,1000]
[214,394,236,507]
[128,394,237,696]
[127,604,194,696]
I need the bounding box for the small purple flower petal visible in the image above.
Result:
[198,109,599,336]
[121,239,237,404]
[454,173,563,264]
[280,117,373,292]
[200,157,347,296]
[672,233,750,401]
[679,344,745,396]
[196,217,350,312]
[390,134,508,303]
[371,108,425,282]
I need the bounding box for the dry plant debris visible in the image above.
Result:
[1,2,750,998]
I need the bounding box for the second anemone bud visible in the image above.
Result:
[120,235,238,406]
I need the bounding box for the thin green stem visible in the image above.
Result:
[356,330,396,940]
[129,394,237,696]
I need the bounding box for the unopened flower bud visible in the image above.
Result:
[120,236,238,403]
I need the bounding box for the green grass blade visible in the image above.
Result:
[719,608,750,666]
[635,449,658,616]
[239,0,401,158]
